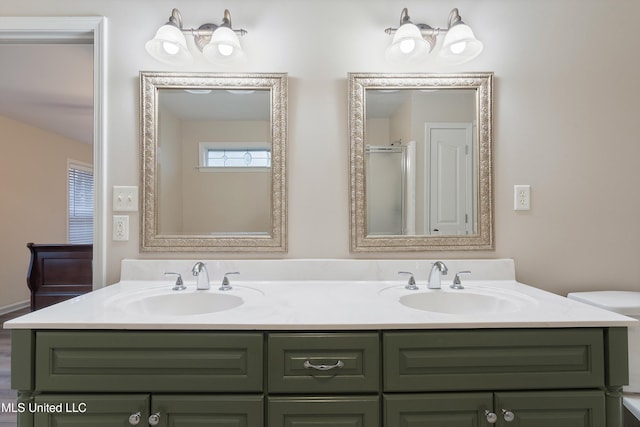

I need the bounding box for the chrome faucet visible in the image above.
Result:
[192,262,210,290]
[428,261,448,289]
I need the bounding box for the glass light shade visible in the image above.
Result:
[202,26,244,62]
[385,23,431,62]
[145,24,193,65]
[438,23,484,64]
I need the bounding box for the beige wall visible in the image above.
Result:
[0,115,92,308]
[2,0,639,299]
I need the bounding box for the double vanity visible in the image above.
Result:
[5,259,635,427]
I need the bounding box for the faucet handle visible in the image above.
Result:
[164,272,186,291]
[451,270,471,290]
[220,271,240,291]
[398,271,418,290]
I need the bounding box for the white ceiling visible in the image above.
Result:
[0,43,94,144]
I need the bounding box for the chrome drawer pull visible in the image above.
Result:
[303,360,345,371]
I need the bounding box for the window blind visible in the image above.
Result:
[68,163,94,244]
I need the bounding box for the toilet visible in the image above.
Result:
[567,291,640,422]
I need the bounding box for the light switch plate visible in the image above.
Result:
[113,186,138,212]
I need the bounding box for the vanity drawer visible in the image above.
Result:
[384,328,605,392]
[268,332,379,393]
[34,331,263,392]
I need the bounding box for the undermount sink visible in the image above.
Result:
[396,288,536,315]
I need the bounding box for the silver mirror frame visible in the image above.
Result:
[140,71,287,252]
[349,72,493,252]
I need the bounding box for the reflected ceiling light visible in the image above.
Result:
[385,8,483,64]
[145,8,247,66]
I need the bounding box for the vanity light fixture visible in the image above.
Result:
[385,8,483,64]
[145,8,247,65]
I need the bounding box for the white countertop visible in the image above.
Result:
[4,279,635,330]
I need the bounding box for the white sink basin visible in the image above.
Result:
[123,291,244,316]
[399,291,523,314]
[104,286,255,317]
[379,285,539,315]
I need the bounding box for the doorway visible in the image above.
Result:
[0,17,106,312]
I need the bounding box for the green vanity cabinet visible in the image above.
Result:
[11,327,628,427]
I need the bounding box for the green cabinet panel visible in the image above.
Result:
[494,390,605,427]
[268,333,379,393]
[384,393,493,427]
[31,394,148,427]
[11,330,34,391]
[34,331,263,392]
[152,395,264,427]
[268,396,380,427]
[384,328,605,392]
[604,327,629,386]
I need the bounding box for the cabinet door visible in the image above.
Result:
[32,394,149,427]
[384,393,494,427]
[151,395,263,427]
[268,396,379,427]
[494,391,605,427]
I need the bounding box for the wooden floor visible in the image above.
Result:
[0,308,30,427]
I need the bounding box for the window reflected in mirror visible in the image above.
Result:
[140,72,287,252]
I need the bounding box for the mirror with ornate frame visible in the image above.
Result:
[140,72,287,252]
[349,72,493,252]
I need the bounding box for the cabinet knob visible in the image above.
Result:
[502,409,515,422]
[128,412,141,425]
[149,412,161,426]
[484,410,498,424]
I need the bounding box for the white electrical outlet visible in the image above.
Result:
[113,186,138,212]
[113,215,129,241]
[514,185,531,211]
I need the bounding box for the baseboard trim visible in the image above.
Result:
[0,300,29,316]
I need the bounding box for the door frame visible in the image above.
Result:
[0,16,107,288]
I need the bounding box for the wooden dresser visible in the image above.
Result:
[26,243,93,311]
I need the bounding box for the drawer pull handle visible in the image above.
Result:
[128,412,141,425]
[149,412,161,426]
[303,359,345,371]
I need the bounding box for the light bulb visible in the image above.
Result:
[449,41,467,54]
[400,39,416,54]
[217,43,234,57]
[163,42,180,55]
